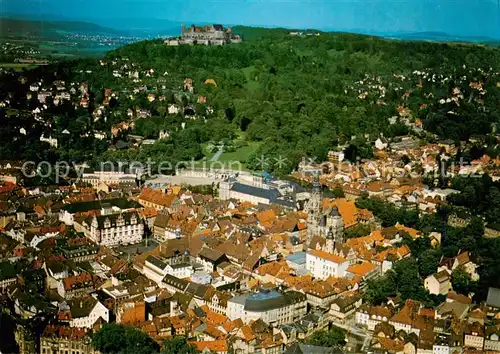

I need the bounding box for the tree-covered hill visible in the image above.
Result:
[2,27,500,173]
[0,18,124,38]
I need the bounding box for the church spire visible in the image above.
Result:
[306,171,323,247]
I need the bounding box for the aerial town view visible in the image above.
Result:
[1,0,500,353]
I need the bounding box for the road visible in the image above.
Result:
[210,145,224,162]
[145,175,219,187]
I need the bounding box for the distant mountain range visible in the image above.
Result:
[0,17,124,37]
[386,31,499,45]
[0,15,181,38]
[1,14,498,45]
[322,27,499,45]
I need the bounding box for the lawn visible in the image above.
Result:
[217,141,261,169]
[193,141,261,171]
[0,63,37,71]
[241,66,260,92]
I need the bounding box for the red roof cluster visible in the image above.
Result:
[43,325,88,340]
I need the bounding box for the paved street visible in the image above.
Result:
[210,145,224,162]
[145,175,219,187]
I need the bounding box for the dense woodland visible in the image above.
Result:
[2,27,500,174]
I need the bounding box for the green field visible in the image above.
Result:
[194,140,261,171]
[0,63,37,71]
[219,142,260,162]
[241,66,260,92]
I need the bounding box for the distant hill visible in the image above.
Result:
[0,16,182,39]
[390,31,496,44]
[320,26,499,45]
[0,17,126,38]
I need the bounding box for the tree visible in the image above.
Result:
[331,187,345,198]
[92,323,160,354]
[451,267,474,295]
[344,224,371,239]
[417,249,441,278]
[0,312,19,354]
[393,257,424,301]
[365,272,397,305]
[306,326,346,347]
[162,337,197,354]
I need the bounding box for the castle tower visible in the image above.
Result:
[306,172,322,246]
[181,24,185,36]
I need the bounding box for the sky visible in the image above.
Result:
[3,0,500,38]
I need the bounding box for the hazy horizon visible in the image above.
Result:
[3,0,500,39]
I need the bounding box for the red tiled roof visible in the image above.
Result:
[308,249,347,264]
[189,340,228,352]
[63,273,94,291]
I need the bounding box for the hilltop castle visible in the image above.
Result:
[165,24,242,46]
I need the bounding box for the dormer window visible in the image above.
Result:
[117,215,125,227]
[104,218,111,228]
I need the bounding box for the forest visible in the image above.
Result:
[1,27,500,174]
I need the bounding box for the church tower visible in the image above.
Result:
[306,172,322,245]
[325,227,335,254]
[327,206,344,244]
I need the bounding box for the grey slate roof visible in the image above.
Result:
[487,287,500,308]
[198,247,225,262]
[92,211,140,229]
[146,255,168,270]
[62,198,140,214]
[239,289,306,312]
[162,274,189,291]
[286,252,306,265]
[230,183,296,209]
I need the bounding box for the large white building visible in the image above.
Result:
[80,168,138,187]
[143,255,193,285]
[306,249,349,279]
[227,288,307,325]
[79,212,143,247]
[218,175,297,209]
[59,198,141,226]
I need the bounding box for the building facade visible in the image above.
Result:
[40,326,97,354]
[82,212,143,247]
[166,24,242,46]
[305,173,344,246]
[227,288,307,325]
[306,249,349,279]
